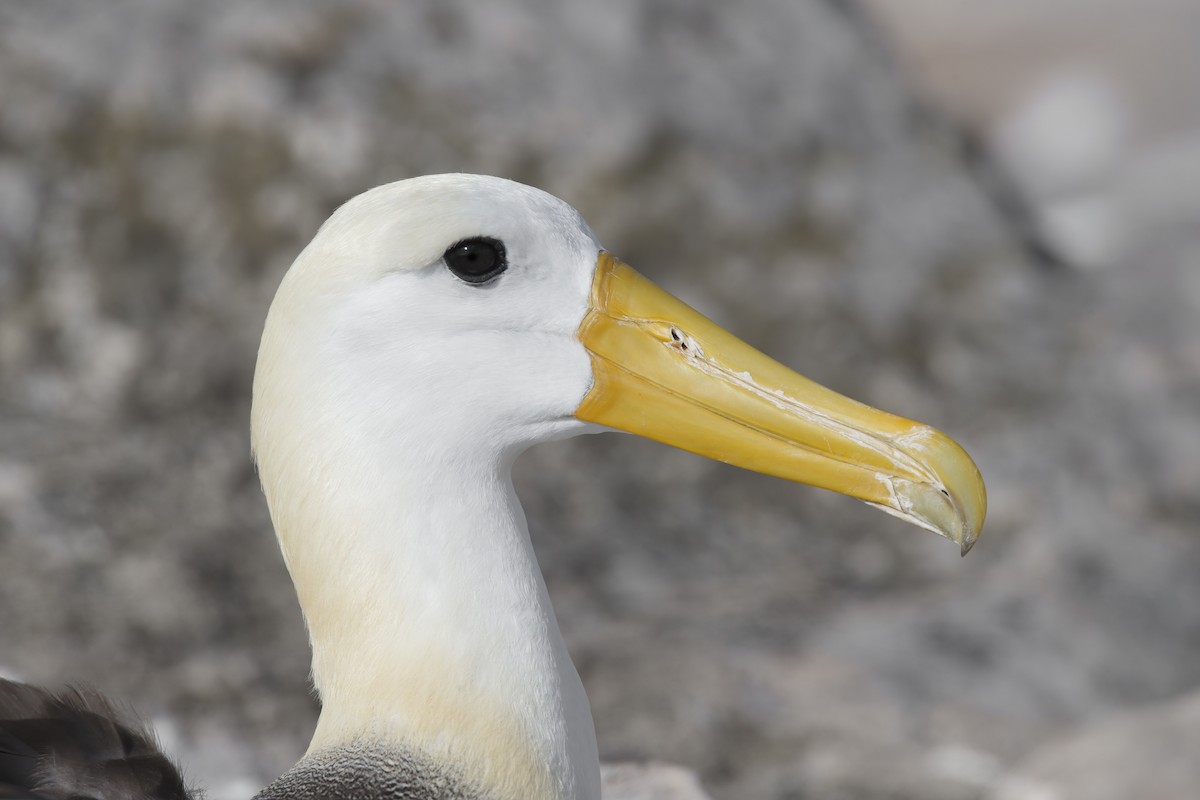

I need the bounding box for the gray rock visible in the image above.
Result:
[990,690,1200,800]
[602,763,713,800]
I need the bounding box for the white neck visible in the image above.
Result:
[261,433,600,800]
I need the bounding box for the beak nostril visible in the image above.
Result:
[664,326,705,359]
[669,327,690,351]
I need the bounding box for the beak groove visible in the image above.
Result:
[575,252,986,553]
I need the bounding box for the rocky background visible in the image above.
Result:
[1,2,1197,799]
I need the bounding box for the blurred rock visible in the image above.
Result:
[602,763,712,800]
[990,70,1127,268]
[867,0,1200,272]
[990,690,1200,800]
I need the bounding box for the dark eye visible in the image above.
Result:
[443,237,507,284]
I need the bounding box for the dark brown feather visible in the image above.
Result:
[0,680,196,800]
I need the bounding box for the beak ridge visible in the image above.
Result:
[575,252,987,551]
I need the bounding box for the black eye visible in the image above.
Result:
[443,237,507,284]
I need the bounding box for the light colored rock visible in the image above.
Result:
[990,690,1200,800]
[601,763,713,800]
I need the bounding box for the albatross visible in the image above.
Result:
[0,174,985,800]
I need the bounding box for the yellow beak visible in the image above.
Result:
[575,252,986,554]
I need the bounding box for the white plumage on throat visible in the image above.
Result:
[247,172,988,800]
[251,175,606,800]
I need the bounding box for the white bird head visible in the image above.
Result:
[247,173,986,800]
[253,173,984,550]
[253,175,600,470]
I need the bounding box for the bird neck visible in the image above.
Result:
[263,442,600,800]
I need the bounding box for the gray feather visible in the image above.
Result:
[0,680,195,800]
[254,742,482,800]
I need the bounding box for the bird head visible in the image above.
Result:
[251,173,985,553]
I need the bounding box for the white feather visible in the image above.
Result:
[252,175,605,800]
